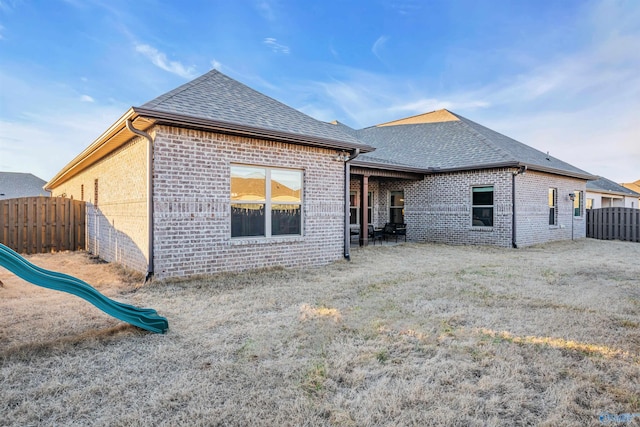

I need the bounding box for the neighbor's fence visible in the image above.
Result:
[0,196,86,254]
[586,207,640,243]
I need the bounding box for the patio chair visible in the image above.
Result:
[383,223,407,243]
[368,225,383,245]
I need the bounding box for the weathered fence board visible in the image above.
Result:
[586,207,640,243]
[0,197,86,254]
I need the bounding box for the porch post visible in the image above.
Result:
[360,175,369,246]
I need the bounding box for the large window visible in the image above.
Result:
[573,191,583,217]
[548,188,557,225]
[389,191,404,224]
[231,165,302,238]
[472,186,493,227]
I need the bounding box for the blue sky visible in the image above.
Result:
[0,0,638,183]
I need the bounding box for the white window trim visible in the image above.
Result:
[549,187,558,227]
[471,185,494,228]
[389,190,404,224]
[350,190,374,225]
[230,164,303,238]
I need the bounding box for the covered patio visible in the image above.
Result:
[348,164,424,246]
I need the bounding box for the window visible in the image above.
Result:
[350,191,373,225]
[230,165,302,238]
[573,191,583,217]
[389,191,404,224]
[548,188,557,225]
[586,198,594,210]
[349,191,358,225]
[472,186,493,227]
[573,191,583,216]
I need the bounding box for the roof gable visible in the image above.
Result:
[376,109,459,126]
[621,179,640,194]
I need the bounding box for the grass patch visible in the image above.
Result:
[1,239,639,425]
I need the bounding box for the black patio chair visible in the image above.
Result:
[368,225,383,245]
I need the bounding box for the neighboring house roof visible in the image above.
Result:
[47,70,373,190]
[0,172,50,199]
[586,176,639,196]
[621,179,640,195]
[347,109,595,179]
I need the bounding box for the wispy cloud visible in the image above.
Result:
[255,0,276,22]
[289,2,639,182]
[385,0,422,16]
[390,98,490,113]
[0,24,5,40]
[80,94,94,103]
[371,36,388,61]
[210,59,222,71]
[263,37,290,54]
[134,43,197,79]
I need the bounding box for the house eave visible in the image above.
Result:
[350,159,430,175]
[429,161,596,180]
[132,107,375,154]
[45,108,152,190]
[45,107,374,190]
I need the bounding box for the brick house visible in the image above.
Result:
[341,110,595,247]
[46,70,595,279]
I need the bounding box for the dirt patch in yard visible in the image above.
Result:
[1,239,639,426]
[0,251,143,349]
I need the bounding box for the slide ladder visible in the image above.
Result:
[0,243,168,333]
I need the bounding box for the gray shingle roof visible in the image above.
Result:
[346,110,594,178]
[0,172,50,199]
[140,70,366,148]
[587,176,640,196]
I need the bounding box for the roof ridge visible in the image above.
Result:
[141,69,221,109]
[450,114,515,163]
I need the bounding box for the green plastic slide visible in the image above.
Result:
[0,243,168,334]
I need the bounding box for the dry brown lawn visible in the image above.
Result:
[1,239,639,426]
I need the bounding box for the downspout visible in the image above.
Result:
[344,148,360,260]
[125,119,154,282]
[512,165,527,248]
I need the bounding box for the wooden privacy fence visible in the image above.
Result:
[586,207,640,243]
[0,197,86,254]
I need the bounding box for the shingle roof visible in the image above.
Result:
[587,176,640,196]
[345,109,594,179]
[140,70,367,149]
[0,172,50,199]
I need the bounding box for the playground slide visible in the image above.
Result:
[0,243,168,334]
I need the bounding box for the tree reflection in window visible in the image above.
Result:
[231,165,302,237]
